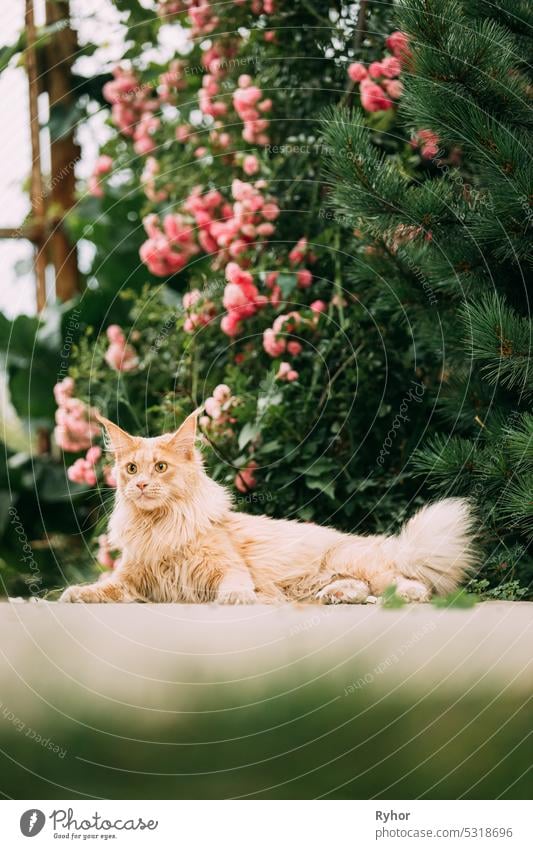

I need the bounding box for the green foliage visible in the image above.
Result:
[323,0,533,595]
[432,589,477,608]
[381,585,406,609]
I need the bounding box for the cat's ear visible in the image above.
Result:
[96,413,137,455]
[163,407,203,461]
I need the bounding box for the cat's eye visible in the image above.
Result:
[126,462,137,475]
[154,461,168,473]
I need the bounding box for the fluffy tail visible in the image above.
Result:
[386,498,478,594]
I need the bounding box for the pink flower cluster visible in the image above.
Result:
[67,445,102,486]
[104,325,139,372]
[96,533,120,570]
[199,73,228,119]
[157,0,275,38]
[288,237,314,288]
[411,129,440,160]
[104,60,193,157]
[140,212,200,276]
[158,60,188,102]
[66,438,116,490]
[233,75,271,145]
[276,361,298,382]
[235,460,258,493]
[54,378,100,453]
[183,289,217,333]
[385,31,412,64]
[140,179,280,298]
[199,384,237,436]
[199,385,260,493]
[88,154,113,198]
[347,31,410,112]
[263,311,303,358]
[103,67,160,155]
[221,261,267,337]
[157,0,219,36]
[141,157,168,203]
[183,186,231,257]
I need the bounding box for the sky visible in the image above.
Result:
[0,1,34,317]
[0,0,191,319]
[0,0,128,318]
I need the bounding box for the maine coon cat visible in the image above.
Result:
[60,411,477,604]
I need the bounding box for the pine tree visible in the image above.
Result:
[323,0,532,594]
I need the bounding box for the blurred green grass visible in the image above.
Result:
[1,684,531,798]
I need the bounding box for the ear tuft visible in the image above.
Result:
[163,407,203,460]
[96,413,137,455]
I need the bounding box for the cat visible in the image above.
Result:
[60,410,477,605]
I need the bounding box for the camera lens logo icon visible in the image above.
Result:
[20,810,46,837]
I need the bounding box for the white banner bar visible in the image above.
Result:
[1,800,531,847]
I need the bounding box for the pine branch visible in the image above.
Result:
[460,293,533,396]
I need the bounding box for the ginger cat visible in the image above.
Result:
[60,411,477,605]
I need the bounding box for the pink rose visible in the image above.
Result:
[86,446,102,465]
[235,461,257,493]
[94,154,113,175]
[380,56,401,78]
[262,201,280,221]
[368,62,384,78]
[183,289,202,309]
[385,31,412,64]
[205,397,222,419]
[243,155,260,175]
[360,79,393,112]
[233,86,262,108]
[106,324,125,343]
[225,262,254,287]
[213,384,231,402]
[221,313,241,336]
[382,79,404,99]
[263,327,286,357]
[289,237,308,265]
[254,222,272,237]
[297,269,312,288]
[347,62,367,82]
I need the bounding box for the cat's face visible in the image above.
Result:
[98,411,200,512]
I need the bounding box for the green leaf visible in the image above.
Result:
[295,458,335,477]
[0,491,13,536]
[0,32,25,72]
[238,421,260,450]
[432,589,478,609]
[48,102,86,143]
[277,273,298,298]
[381,584,406,609]
[305,478,336,500]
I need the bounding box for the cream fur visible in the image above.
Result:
[60,413,478,605]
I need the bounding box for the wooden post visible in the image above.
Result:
[24,0,48,312]
[44,0,80,302]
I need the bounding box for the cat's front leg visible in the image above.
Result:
[60,578,139,603]
[216,564,257,605]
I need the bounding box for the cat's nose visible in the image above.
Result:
[136,482,148,492]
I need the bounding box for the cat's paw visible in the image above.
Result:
[395,578,431,603]
[316,578,370,604]
[59,584,101,603]
[217,587,257,605]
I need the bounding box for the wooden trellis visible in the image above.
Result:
[0,0,80,311]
